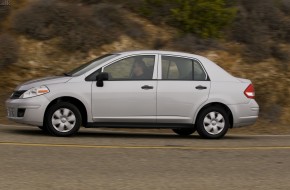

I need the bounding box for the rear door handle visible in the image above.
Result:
[141,85,154,90]
[195,85,207,90]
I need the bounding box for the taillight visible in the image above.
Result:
[244,84,255,99]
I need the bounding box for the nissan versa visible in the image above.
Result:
[6,50,259,138]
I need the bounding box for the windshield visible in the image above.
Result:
[66,54,118,76]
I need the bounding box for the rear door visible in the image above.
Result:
[157,55,210,124]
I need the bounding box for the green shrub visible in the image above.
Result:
[170,0,236,38]
[140,0,236,38]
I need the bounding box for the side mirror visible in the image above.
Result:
[96,72,109,87]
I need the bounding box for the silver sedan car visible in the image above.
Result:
[6,50,259,138]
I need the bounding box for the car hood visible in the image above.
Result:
[15,76,72,91]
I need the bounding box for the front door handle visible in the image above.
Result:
[195,85,207,90]
[141,85,154,90]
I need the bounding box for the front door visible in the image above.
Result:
[92,55,157,123]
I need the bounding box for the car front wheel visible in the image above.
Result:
[44,102,82,137]
[196,106,229,139]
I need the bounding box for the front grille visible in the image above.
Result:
[10,90,26,99]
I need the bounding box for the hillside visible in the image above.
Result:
[0,0,289,133]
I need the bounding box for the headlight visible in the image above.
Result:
[20,86,50,99]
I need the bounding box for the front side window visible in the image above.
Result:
[103,55,155,80]
[67,54,118,77]
[162,56,207,81]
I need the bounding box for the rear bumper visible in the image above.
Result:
[229,99,259,128]
[5,95,50,126]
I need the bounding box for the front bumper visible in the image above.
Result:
[229,99,259,128]
[5,95,50,126]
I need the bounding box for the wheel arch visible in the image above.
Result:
[44,96,88,127]
[194,102,234,128]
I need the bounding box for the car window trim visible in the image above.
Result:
[101,54,158,81]
[159,54,210,81]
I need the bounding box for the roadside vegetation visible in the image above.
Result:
[12,1,146,52]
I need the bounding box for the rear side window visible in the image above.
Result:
[161,56,207,81]
[193,60,207,81]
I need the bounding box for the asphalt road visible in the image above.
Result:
[1,124,290,190]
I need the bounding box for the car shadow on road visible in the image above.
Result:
[77,131,255,140]
[78,130,200,139]
[4,127,255,140]
[5,128,197,139]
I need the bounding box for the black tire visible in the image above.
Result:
[38,126,49,133]
[172,128,196,136]
[44,102,82,137]
[196,106,229,139]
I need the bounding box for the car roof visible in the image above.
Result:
[116,50,204,59]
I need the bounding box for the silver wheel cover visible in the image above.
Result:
[51,108,76,133]
[203,111,225,135]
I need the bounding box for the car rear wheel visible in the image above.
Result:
[44,102,82,137]
[196,106,229,139]
[172,128,196,136]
